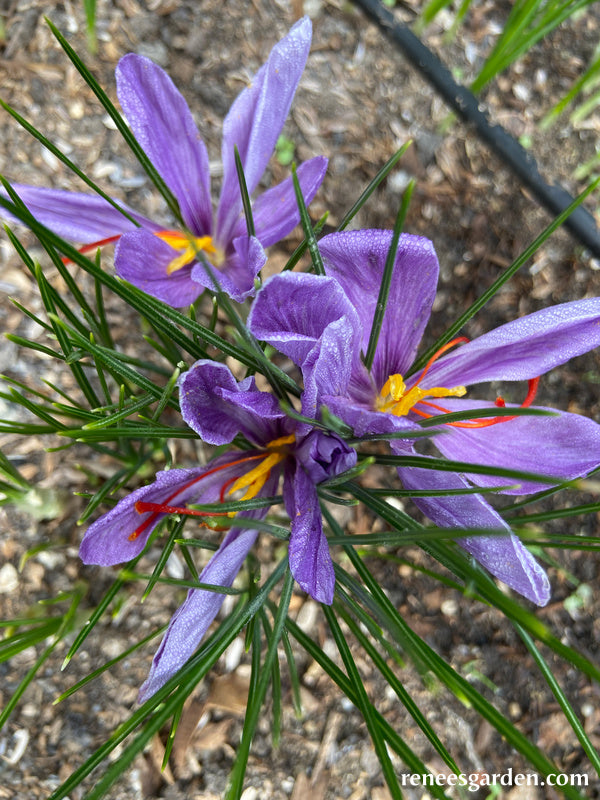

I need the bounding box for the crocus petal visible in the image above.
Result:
[301,315,369,420]
[284,462,335,604]
[139,527,259,701]
[249,271,366,416]
[396,459,550,605]
[1,183,157,241]
[459,533,550,606]
[115,229,203,307]
[424,298,600,389]
[429,399,600,494]
[190,234,265,302]
[294,428,357,484]
[249,271,363,372]
[138,471,280,701]
[230,157,328,247]
[80,465,228,566]
[116,54,212,235]
[319,230,439,387]
[217,17,312,241]
[179,359,286,446]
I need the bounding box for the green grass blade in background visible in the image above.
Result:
[292,163,325,276]
[324,603,403,800]
[364,179,415,372]
[82,0,97,53]
[286,612,454,800]
[0,102,140,227]
[471,0,595,94]
[542,49,600,128]
[335,548,587,799]
[337,140,412,232]
[515,624,600,779]
[50,559,289,800]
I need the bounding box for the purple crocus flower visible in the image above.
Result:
[248,229,600,605]
[80,358,355,698]
[2,18,326,305]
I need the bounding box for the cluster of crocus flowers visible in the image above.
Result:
[2,17,326,305]
[6,16,600,701]
[80,226,600,698]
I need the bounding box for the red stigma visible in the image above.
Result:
[410,338,541,429]
[219,476,239,503]
[61,234,123,265]
[417,337,470,384]
[134,500,230,518]
[415,378,540,428]
[128,453,263,541]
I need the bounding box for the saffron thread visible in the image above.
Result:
[129,454,264,541]
[61,234,122,265]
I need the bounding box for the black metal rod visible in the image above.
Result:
[352,0,600,259]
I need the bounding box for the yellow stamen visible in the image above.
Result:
[154,230,225,274]
[378,373,466,417]
[227,434,295,502]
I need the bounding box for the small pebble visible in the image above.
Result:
[513,83,531,102]
[68,100,85,120]
[296,599,319,633]
[508,702,522,719]
[0,563,19,593]
[4,729,29,765]
[441,599,458,617]
[223,636,245,672]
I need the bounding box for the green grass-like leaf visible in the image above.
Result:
[292,162,325,276]
[334,588,460,774]
[364,178,415,372]
[0,100,139,227]
[0,587,84,731]
[82,0,97,53]
[368,452,561,487]
[335,545,588,799]
[54,625,167,705]
[336,140,413,232]
[515,624,600,779]
[1,193,301,399]
[323,602,403,800]
[542,50,600,128]
[224,567,294,799]
[471,0,596,94]
[286,612,453,800]
[234,145,256,238]
[348,485,600,686]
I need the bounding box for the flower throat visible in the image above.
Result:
[62,230,226,275]
[378,337,540,429]
[129,434,295,541]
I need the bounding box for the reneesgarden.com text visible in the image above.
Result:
[400,768,588,793]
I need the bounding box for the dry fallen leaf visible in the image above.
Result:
[206,671,251,715]
[290,771,328,800]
